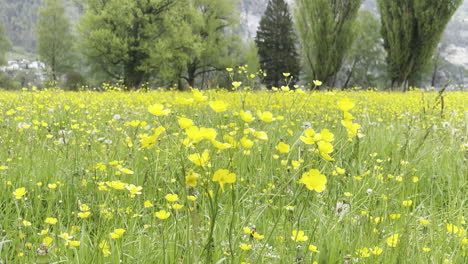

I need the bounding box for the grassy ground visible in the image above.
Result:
[0,88,467,263]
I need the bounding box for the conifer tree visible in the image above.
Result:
[255,0,300,89]
[377,0,463,90]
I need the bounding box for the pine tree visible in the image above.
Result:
[377,0,463,90]
[296,0,363,89]
[36,0,75,82]
[255,0,300,89]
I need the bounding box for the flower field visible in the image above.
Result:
[0,89,467,264]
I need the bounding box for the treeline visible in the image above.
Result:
[0,0,464,91]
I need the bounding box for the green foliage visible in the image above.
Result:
[180,0,241,89]
[296,0,363,88]
[255,0,300,88]
[0,24,11,66]
[340,11,387,89]
[78,0,197,89]
[37,0,76,82]
[377,0,463,90]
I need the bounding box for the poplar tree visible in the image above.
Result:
[0,24,10,66]
[377,0,463,90]
[296,0,363,88]
[255,0,300,88]
[36,0,75,82]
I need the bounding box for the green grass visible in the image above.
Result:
[0,89,466,263]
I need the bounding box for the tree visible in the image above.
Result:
[36,0,75,82]
[377,0,463,90]
[78,0,195,89]
[255,0,300,89]
[296,0,363,88]
[0,24,11,66]
[180,0,241,89]
[340,11,387,89]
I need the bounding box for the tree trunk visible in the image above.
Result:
[343,59,357,90]
[431,51,440,88]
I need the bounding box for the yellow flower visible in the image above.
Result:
[390,214,401,220]
[78,211,91,219]
[106,180,127,190]
[126,184,142,197]
[140,127,166,149]
[165,194,179,202]
[232,81,242,88]
[119,167,134,175]
[337,98,355,112]
[317,141,334,161]
[371,246,383,255]
[257,110,275,122]
[171,203,184,210]
[299,169,327,193]
[13,187,27,199]
[308,244,319,253]
[240,243,252,251]
[148,103,170,116]
[44,217,58,225]
[386,234,400,248]
[419,219,430,226]
[188,150,210,167]
[47,183,57,189]
[422,247,431,252]
[209,100,229,113]
[402,200,413,207]
[212,169,236,192]
[291,230,308,242]
[99,240,111,257]
[155,210,171,220]
[178,117,194,129]
[68,240,81,247]
[110,228,126,239]
[240,137,254,149]
[22,220,32,227]
[42,236,53,246]
[252,232,264,240]
[313,80,322,86]
[144,200,153,208]
[185,171,199,187]
[239,110,255,123]
[275,142,290,153]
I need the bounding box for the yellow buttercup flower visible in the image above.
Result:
[386,234,400,248]
[299,169,327,192]
[209,100,229,113]
[275,142,290,153]
[291,230,308,242]
[212,169,236,192]
[155,210,171,220]
[188,150,210,167]
[165,193,179,202]
[110,228,126,239]
[148,103,170,116]
[13,187,27,199]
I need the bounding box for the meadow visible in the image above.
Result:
[0,87,467,264]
